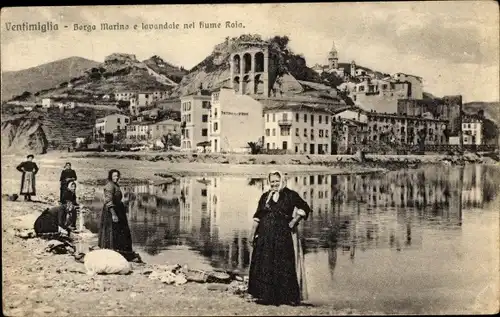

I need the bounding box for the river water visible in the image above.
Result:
[83,164,499,314]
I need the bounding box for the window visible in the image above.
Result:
[295,128,299,136]
[202,101,210,109]
[325,144,328,153]
[303,143,307,152]
[310,175,315,185]
[202,115,208,122]
[266,143,270,149]
[272,142,275,149]
[311,129,314,140]
[125,118,129,123]
[303,177,307,185]
[282,113,288,121]
[117,118,121,123]
[326,130,329,137]
[319,115,322,124]
[214,108,218,118]
[266,114,269,122]
[201,129,208,136]
[281,128,290,136]
[266,129,270,136]
[304,128,307,137]
[272,113,276,122]
[304,114,307,123]
[295,113,299,122]
[326,116,329,124]
[201,189,207,197]
[319,129,324,138]
[213,122,218,132]
[272,128,276,136]
[311,114,314,127]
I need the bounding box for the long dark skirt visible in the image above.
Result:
[34,207,65,234]
[97,202,133,253]
[248,213,301,305]
[20,171,36,195]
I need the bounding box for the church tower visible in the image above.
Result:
[328,41,338,69]
[350,60,356,77]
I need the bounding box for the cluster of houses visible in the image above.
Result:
[90,40,485,154]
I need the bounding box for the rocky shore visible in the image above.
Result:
[2,197,382,316]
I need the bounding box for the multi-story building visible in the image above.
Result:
[392,73,423,99]
[94,114,130,136]
[331,118,369,154]
[348,77,412,113]
[209,88,264,153]
[333,108,448,149]
[452,114,483,145]
[263,104,332,154]
[126,122,150,141]
[365,112,448,145]
[149,119,181,141]
[114,91,135,101]
[180,90,212,151]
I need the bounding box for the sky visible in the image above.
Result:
[1,2,499,102]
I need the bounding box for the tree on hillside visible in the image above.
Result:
[116,100,130,111]
[321,72,345,88]
[270,36,290,51]
[482,119,499,144]
[12,91,32,101]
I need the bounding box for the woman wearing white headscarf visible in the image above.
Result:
[248,170,312,306]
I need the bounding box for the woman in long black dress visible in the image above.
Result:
[98,169,133,256]
[248,170,312,306]
[33,205,71,236]
[16,154,39,201]
[59,162,77,203]
[61,180,79,230]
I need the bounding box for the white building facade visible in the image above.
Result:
[209,88,264,153]
[95,114,130,135]
[264,104,332,155]
[180,91,212,151]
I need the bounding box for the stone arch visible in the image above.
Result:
[254,74,264,94]
[233,76,240,92]
[243,53,252,73]
[233,54,241,74]
[242,75,251,94]
[255,52,264,72]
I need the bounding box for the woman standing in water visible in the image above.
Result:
[98,169,133,256]
[16,154,39,201]
[248,170,312,306]
[59,162,77,203]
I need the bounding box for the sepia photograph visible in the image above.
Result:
[1,2,499,315]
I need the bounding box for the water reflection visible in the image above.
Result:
[84,165,498,273]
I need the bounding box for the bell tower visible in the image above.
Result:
[328,41,338,69]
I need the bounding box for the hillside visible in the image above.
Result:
[10,53,185,103]
[463,101,499,123]
[1,107,120,151]
[143,55,188,84]
[170,34,323,97]
[1,57,100,101]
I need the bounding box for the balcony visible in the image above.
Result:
[278,119,293,126]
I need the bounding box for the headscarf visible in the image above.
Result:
[266,170,286,204]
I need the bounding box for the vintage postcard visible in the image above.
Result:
[1,2,499,316]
